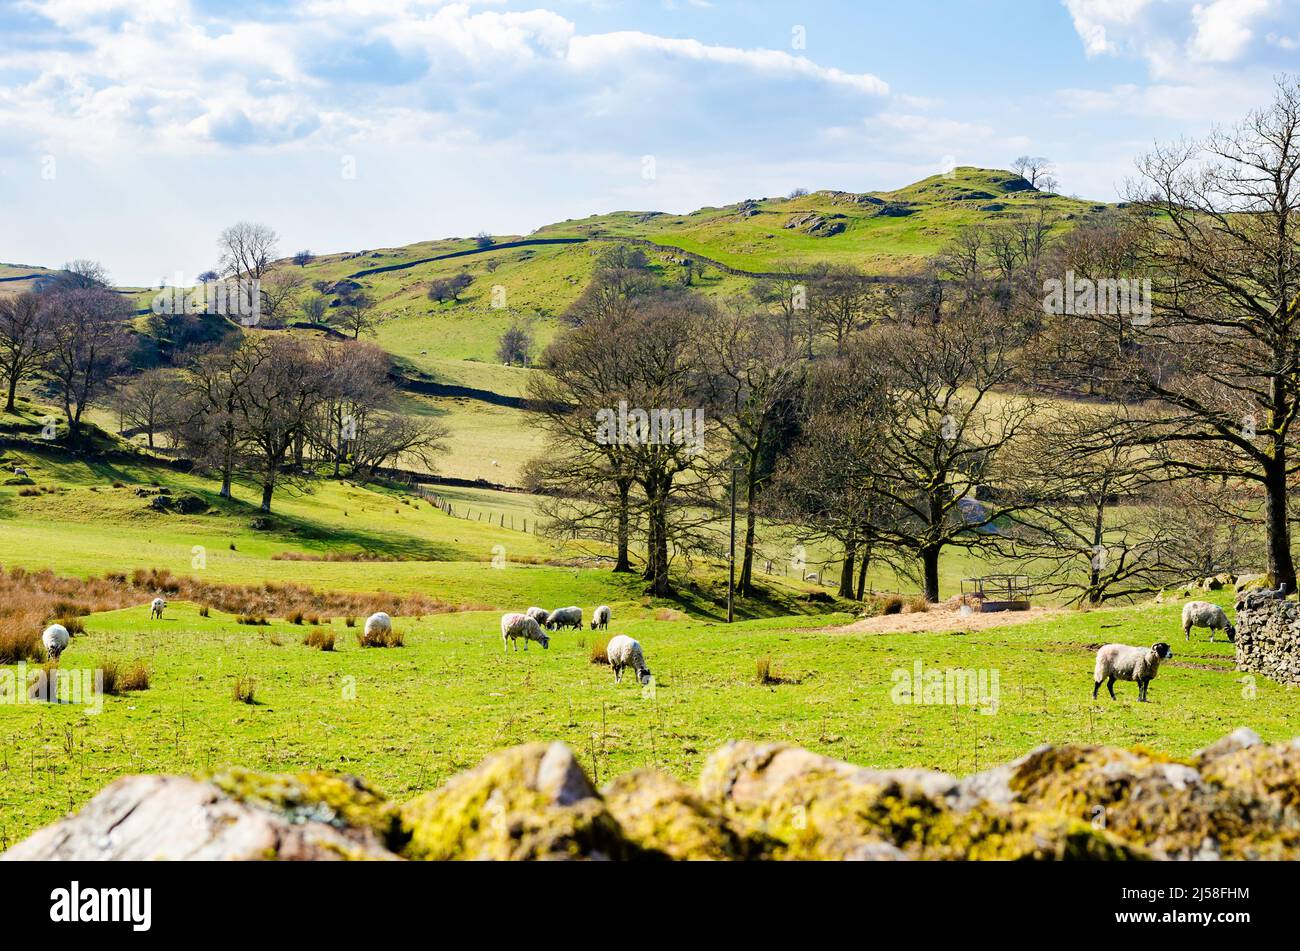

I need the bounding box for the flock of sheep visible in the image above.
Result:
[1092,584,1285,702]
[41,580,1282,704]
[498,604,651,685]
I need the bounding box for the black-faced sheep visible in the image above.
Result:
[1181,601,1234,642]
[1093,642,1173,702]
[150,597,167,620]
[41,623,70,661]
[591,605,610,630]
[606,634,651,685]
[546,606,582,631]
[501,612,549,651]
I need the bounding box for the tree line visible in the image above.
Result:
[527,79,1300,604]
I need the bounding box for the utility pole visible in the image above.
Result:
[728,462,738,623]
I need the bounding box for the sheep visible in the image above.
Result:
[364,612,392,642]
[1181,601,1234,642]
[42,623,70,662]
[591,605,611,631]
[150,597,167,620]
[1092,642,1173,702]
[546,606,583,631]
[606,634,651,685]
[525,606,551,628]
[501,612,549,651]
[13,466,27,477]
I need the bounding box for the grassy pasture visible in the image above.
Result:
[1,591,1288,845]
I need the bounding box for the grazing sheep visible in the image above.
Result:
[606,634,651,685]
[364,612,392,641]
[591,605,611,630]
[525,606,550,628]
[41,624,70,662]
[13,466,27,477]
[546,606,583,631]
[501,612,549,651]
[150,597,167,620]
[1093,642,1173,702]
[1181,601,1234,642]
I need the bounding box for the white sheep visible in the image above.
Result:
[1092,642,1173,702]
[546,606,582,631]
[41,623,70,662]
[364,612,392,642]
[525,606,550,628]
[1181,601,1234,642]
[13,466,27,477]
[606,634,651,685]
[501,612,549,651]
[150,597,167,620]
[591,605,611,631]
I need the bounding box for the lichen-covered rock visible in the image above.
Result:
[602,769,757,861]
[1010,742,1300,860]
[0,774,400,861]
[697,741,1135,860]
[400,742,635,861]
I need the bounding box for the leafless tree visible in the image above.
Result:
[42,287,131,446]
[219,222,279,283]
[259,269,305,327]
[696,298,802,595]
[292,250,314,268]
[0,292,50,413]
[1070,78,1300,592]
[332,290,379,339]
[1012,155,1056,190]
[496,319,534,366]
[115,368,183,450]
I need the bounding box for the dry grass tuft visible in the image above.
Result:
[589,637,609,665]
[357,624,403,648]
[232,676,257,704]
[303,628,335,651]
[100,660,150,695]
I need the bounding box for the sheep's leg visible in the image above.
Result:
[1092,679,1101,699]
[1106,677,1116,700]
[1184,624,1190,641]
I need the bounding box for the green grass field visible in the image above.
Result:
[1,590,1286,845]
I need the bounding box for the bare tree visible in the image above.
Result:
[0,292,49,413]
[52,259,111,291]
[219,222,279,283]
[42,287,131,446]
[332,290,379,339]
[1012,155,1056,190]
[259,269,305,326]
[811,265,876,353]
[300,294,329,325]
[115,368,182,450]
[292,250,314,268]
[1069,78,1300,592]
[428,273,472,304]
[496,319,534,366]
[697,298,802,595]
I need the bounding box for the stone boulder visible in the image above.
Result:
[1,772,401,861]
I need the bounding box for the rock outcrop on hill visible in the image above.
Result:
[5,730,1298,861]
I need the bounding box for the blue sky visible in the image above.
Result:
[1,0,1297,284]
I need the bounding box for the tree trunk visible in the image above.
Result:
[613,479,632,573]
[920,545,941,603]
[739,454,759,596]
[260,480,274,513]
[856,546,870,600]
[838,538,856,599]
[220,436,234,499]
[1264,454,1296,593]
[4,373,17,413]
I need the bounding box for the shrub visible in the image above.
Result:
[0,626,44,664]
[100,660,150,695]
[304,628,335,651]
[55,617,85,636]
[288,609,305,625]
[755,655,775,684]
[904,596,930,614]
[881,595,905,615]
[589,637,609,665]
[236,614,269,626]
[232,676,257,704]
[198,604,210,618]
[345,617,356,628]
